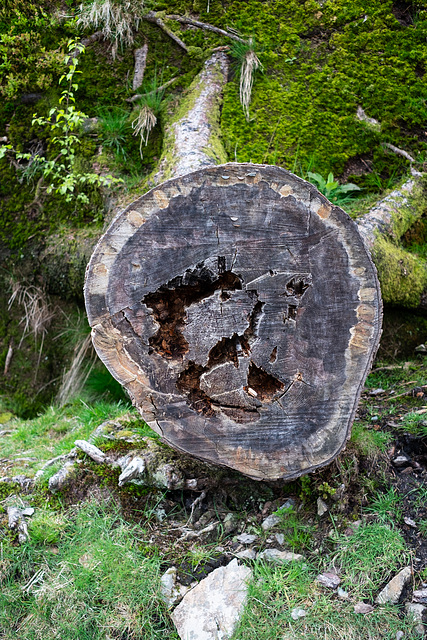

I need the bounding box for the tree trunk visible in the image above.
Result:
[85,163,382,481]
[356,176,427,312]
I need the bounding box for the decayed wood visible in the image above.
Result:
[85,163,382,481]
[133,43,148,91]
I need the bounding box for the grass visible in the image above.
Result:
[0,399,134,478]
[229,37,263,121]
[350,423,392,457]
[131,75,166,156]
[331,522,409,599]
[364,488,403,523]
[273,506,314,551]
[232,560,416,640]
[97,106,130,159]
[0,500,177,640]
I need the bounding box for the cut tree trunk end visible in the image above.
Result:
[84,164,382,481]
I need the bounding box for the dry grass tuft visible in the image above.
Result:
[239,42,263,121]
[132,104,157,156]
[57,333,95,407]
[78,0,148,57]
[8,281,53,346]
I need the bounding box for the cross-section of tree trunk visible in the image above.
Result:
[84,164,382,481]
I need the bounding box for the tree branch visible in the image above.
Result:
[165,14,246,43]
[144,11,188,52]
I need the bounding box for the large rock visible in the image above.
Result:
[171,558,251,640]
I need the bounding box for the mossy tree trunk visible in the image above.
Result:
[357,176,427,312]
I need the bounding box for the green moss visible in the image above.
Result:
[372,235,427,307]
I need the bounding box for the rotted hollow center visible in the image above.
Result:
[142,263,286,423]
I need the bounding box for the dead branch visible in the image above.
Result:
[144,11,188,52]
[4,341,13,375]
[133,43,148,90]
[382,142,415,164]
[165,14,245,43]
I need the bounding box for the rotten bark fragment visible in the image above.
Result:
[85,164,382,481]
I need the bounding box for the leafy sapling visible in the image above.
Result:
[0,39,121,205]
[307,171,361,206]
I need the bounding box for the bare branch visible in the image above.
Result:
[144,11,188,52]
[165,14,245,42]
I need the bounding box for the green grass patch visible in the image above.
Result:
[0,400,137,478]
[332,522,408,599]
[350,423,392,457]
[0,500,176,640]
[233,558,415,640]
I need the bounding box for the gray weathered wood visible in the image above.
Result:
[84,163,382,481]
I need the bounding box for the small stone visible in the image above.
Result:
[172,559,251,640]
[393,455,410,467]
[404,517,417,528]
[376,566,411,605]
[413,588,427,604]
[279,498,295,511]
[354,602,374,614]
[291,607,306,620]
[337,587,349,599]
[261,514,282,530]
[223,513,238,534]
[405,602,426,632]
[396,631,404,640]
[48,461,75,493]
[316,571,341,589]
[370,388,385,396]
[275,533,285,546]
[21,507,35,517]
[257,548,304,564]
[235,549,257,560]
[237,533,257,544]
[160,567,194,607]
[317,498,328,516]
[118,456,146,486]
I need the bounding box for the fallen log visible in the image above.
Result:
[356,175,427,312]
[84,163,382,481]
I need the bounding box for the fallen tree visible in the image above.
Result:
[84,52,383,481]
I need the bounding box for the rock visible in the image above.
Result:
[396,631,404,640]
[237,533,257,545]
[160,567,195,607]
[275,533,285,546]
[405,602,426,636]
[413,588,427,604]
[118,456,146,486]
[223,513,238,535]
[376,566,411,605]
[354,602,374,614]
[279,498,295,511]
[48,461,75,493]
[337,587,349,599]
[356,106,381,132]
[316,571,341,589]
[257,548,304,564]
[317,498,328,516]
[21,507,34,517]
[172,559,251,640]
[235,549,257,560]
[404,517,417,528]
[369,388,386,396]
[116,440,186,490]
[291,607,306,620]
[393,455,410,467]
[261,514,282,530]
